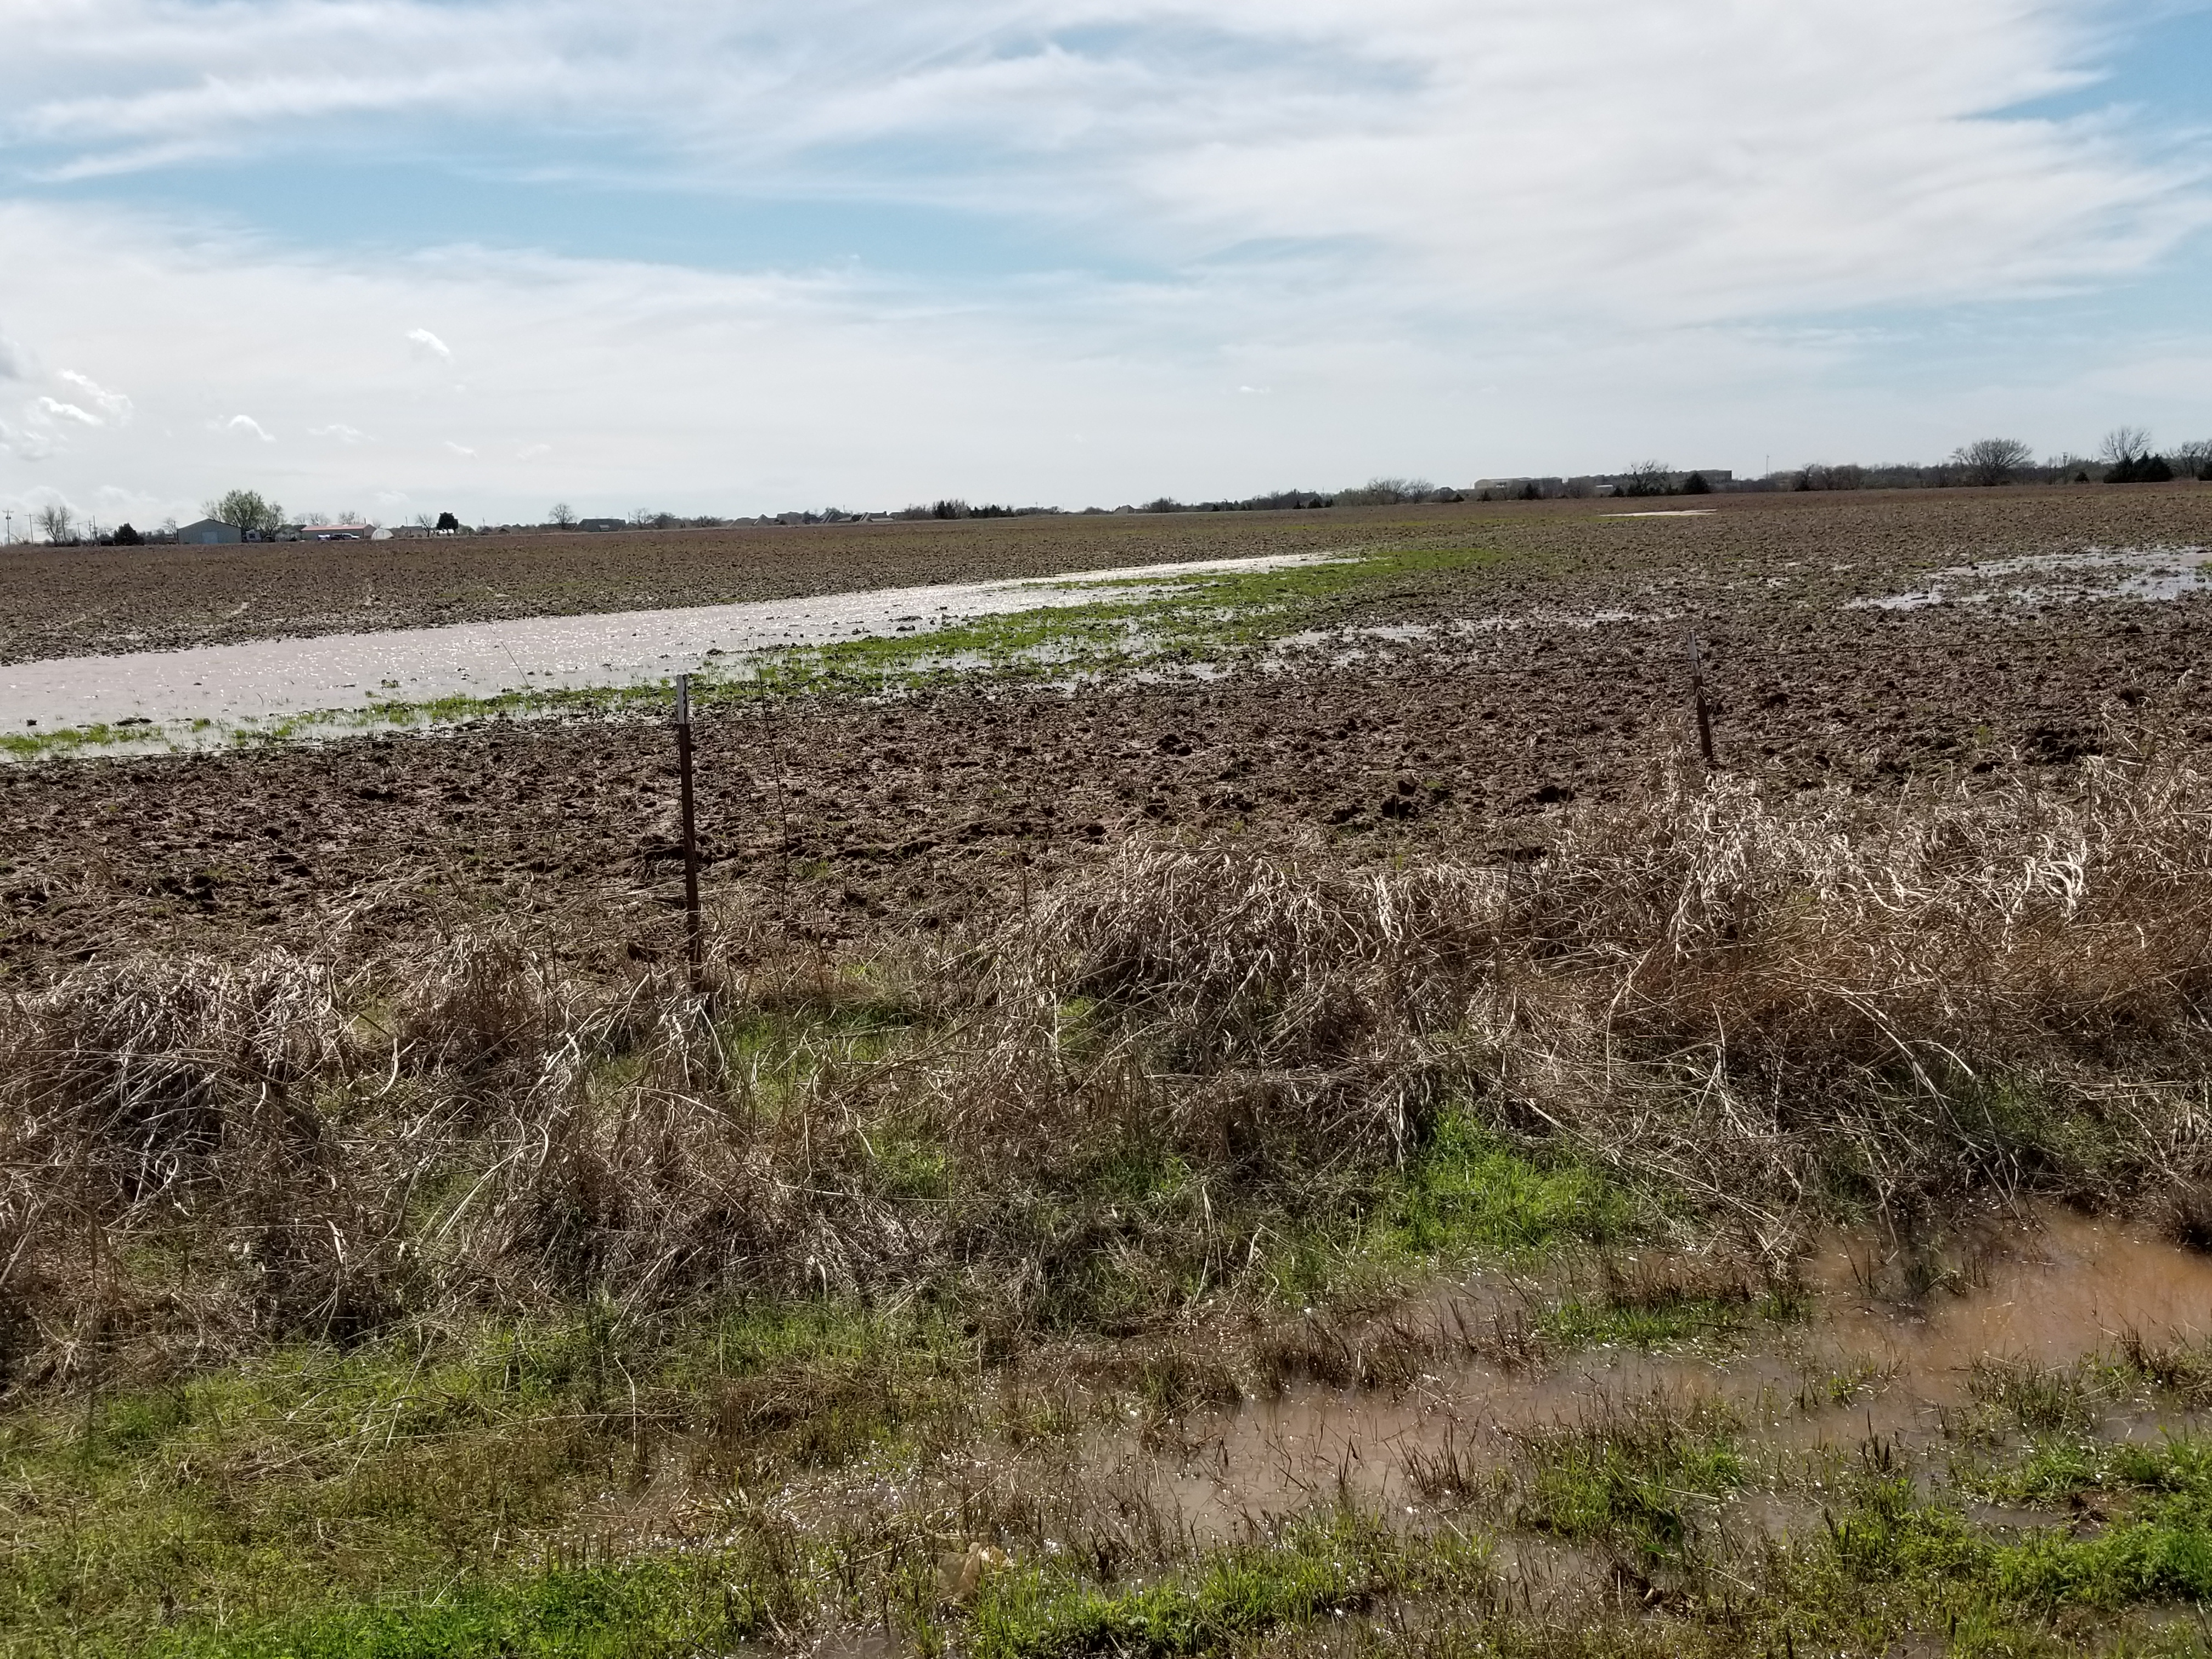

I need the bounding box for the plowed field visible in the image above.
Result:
[4,484,2209,977]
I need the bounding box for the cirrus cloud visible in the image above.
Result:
[0,1,2203,326]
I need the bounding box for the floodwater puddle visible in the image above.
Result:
[1854,544,2212,610]
[680,1211,2212,1619]
[1810,1211,2212,1395]
[0,550,1345,745]
[1270,609,1662,663]
[1082,1211,2212,1540]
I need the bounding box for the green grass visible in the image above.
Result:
[1378,1111,1635,1260]
[0,1299,967,1656]
[1796,1440,2212,1637]
[0,1097,1653,1654]
[60,1550,793,1659]
[1517,1406,1743,1562]
[967,1511,1487,1659]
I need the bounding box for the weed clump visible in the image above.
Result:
[7,756,2212,1386]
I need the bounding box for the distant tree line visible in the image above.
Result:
[24,431,2205,552]
[14,502,170,546]
[1787,429,2210,491]
[1112,478,1465,515]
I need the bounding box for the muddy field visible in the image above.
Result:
[0,510,1381,665]
[4,483,2205,667]
[10,485,2212,1656]
[5,486,2211,975]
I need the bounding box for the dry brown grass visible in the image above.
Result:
[1500,753,2212,1241]
[4,751,2209,1387]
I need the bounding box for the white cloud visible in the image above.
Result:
[35,396,102,426]
[309,422,372,443]
[56,369,131,422]
[408,328,454,362]
[444,440,477,457]
[0,190,2204,521]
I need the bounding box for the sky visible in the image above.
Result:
[1,0,2209,530]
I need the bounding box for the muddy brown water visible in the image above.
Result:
[1086,1212,2212,1538]
[1812,1212,2212,1399]
[670,1211,2212,1656]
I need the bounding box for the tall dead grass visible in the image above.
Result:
[3,754,2208,1384]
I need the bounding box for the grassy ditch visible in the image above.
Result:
[6,757,2212,1651]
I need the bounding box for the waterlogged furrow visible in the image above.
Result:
[0,551,1356,757]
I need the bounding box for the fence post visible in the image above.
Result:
[1688,631,1717,772]
[675,674,703,979]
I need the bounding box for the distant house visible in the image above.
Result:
[177,518,243,545]
[579,517,626,532]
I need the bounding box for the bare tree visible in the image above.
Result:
[1619,460,1673,497]
[33,503,74,543]
[2176,439,2212,481]
[1793,462,1866,490]
[1333,476,1436,506]
[2101,426,2172,483]
[2101,427,2153,467]
[549,501,577,529]
[1373,476,1433,502]
[1951,438,2034,487]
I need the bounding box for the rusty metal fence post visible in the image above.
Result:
[675,673,703,977]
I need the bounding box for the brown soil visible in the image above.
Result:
[9,483,2205,665]
[5,487,2211,978]
[0,509,1397,665]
